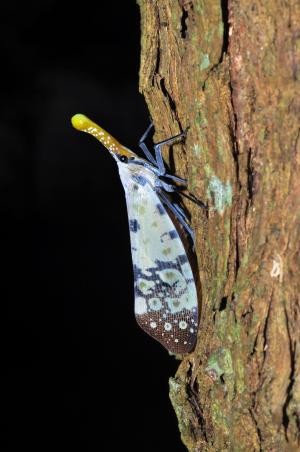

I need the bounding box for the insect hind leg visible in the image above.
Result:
[179,190,208,211]
[156,189,195,244]
[172,202,189,223]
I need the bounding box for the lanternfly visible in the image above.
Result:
[71,114,199,354]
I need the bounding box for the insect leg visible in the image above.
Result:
[157,179,207,211]
[139,122,157,166]
[179,190,208,210]
[172,203,190,222]
[156,189,195,243]
[160,173,187,185]
[154,130,187,175]
[156,178,182,193]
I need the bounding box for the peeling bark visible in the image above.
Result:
[138,0,300,450]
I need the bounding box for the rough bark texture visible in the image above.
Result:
[137,1,300,451]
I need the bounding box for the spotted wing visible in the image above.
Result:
[124,175,198,354]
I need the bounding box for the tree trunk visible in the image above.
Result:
[137,0,300,450]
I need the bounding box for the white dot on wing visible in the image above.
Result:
[179,320,188,330]
[164,322,172,331]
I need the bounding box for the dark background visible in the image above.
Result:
[3,1,186,451]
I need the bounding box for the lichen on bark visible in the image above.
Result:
[137,0,300,450]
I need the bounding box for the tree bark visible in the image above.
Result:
[137,0,300,451]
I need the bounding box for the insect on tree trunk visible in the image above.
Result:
[137,0,300,450]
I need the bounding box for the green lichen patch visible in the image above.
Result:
[206,347,234,382]
[207,175,232,214]
[200,53,210,70]
[193,143,201,156]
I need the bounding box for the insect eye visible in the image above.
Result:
[118,154,128,163]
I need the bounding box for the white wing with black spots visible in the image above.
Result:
[118,164,198,354]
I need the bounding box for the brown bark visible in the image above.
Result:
[137,0,300,451]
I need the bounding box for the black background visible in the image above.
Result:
[3,1,186,451]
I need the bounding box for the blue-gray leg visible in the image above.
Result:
[180,190,208,210]
[155,177,190,220]
[156,178,180,193]
[173,203,189,222]
[156,189,195,243]
[154,130,187,176]
[139,123,188,184]
[139,122,157,166]
[156,178,207,211]
[159,173,187,185]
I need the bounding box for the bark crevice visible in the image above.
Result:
[220,0,229,57]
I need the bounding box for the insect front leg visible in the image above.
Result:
[153,130,187,176]
[139,122,157,166]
